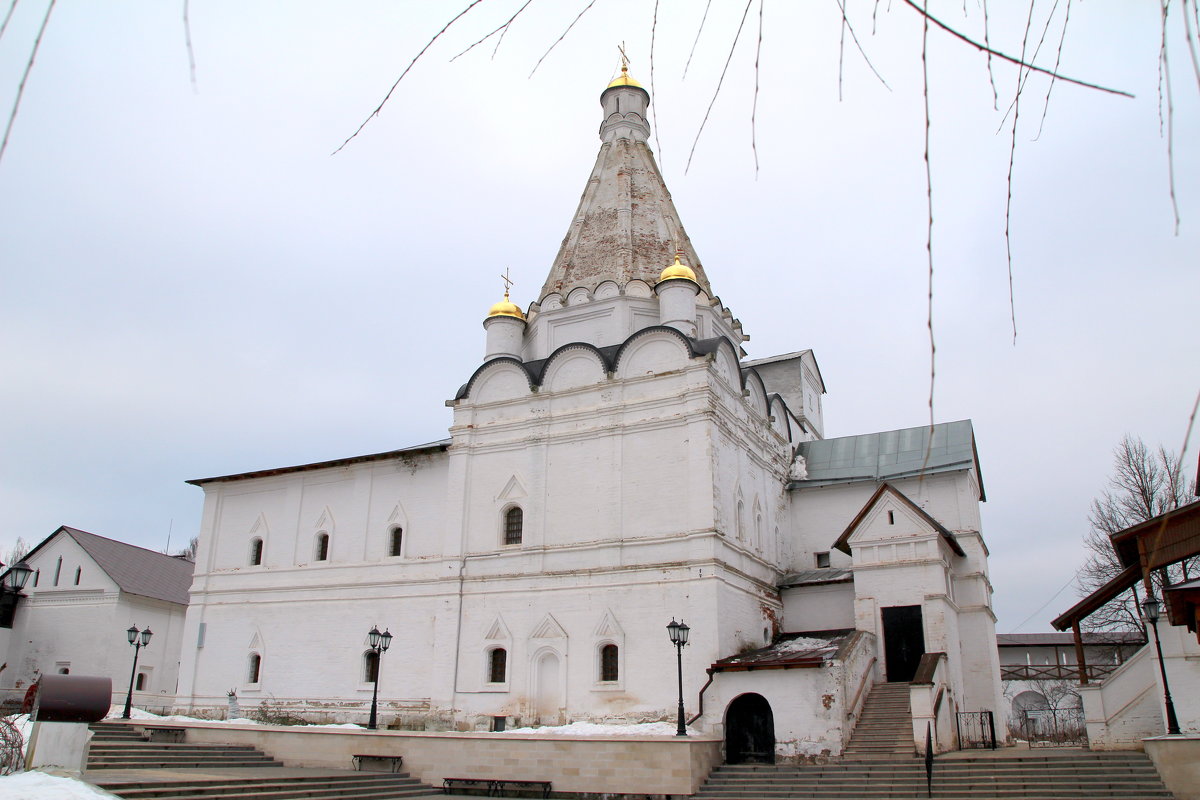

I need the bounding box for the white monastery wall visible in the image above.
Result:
[785,484,875,570]
[782,582,856,632]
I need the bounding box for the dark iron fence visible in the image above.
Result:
[956,710,997,750]
[1012,707,1087,747]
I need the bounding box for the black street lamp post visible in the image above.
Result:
[366,626,393,731]
[1141,595,1181,735]
[0,561,33,628]
[122,625,153,720]
[666,618,690,737]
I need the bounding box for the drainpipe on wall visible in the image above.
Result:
[687,667,715,725]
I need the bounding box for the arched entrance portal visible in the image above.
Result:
[724,693,775,764]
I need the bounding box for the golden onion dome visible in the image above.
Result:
[607,65,643,89]
[487,291,526,321]
[659,251,697,283]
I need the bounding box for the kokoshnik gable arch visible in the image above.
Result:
[174,68,1001,761]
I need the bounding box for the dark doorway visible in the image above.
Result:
[882,605,925,682]
[725,693,775,764]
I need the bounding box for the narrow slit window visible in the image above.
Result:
[389,527,403,557]
[248,653,262,683]
[600,644,619,682]
[249,538,264,566]
[74,566,81,585]
[489,648,507,683]
[314,533,329,562]
[504,508,523,546]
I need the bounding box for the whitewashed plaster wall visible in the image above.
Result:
[702,633,877,760]
[4,535,187,709]
[781,582,856,632]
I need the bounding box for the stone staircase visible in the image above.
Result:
[843,682,915,759]
[90,773,438,800]
[87,722,284,770]
[694,751,1175,799]
[85,722,435,800]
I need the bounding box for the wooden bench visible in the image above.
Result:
[137,724,186,743]
[353,753,404,772]
[491,779,551,798]
[442,777,551,797]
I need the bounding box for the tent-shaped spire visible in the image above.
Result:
[538,71,712,301]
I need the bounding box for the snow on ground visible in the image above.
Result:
[499,721,697,736]
[100,707,362,729]
[0,771,121,800]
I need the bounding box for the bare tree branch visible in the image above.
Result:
[922,0,936,452]
[183,0,198,91]
[900,0,1134,98]
[686,0,754,173]
[449,0,536,62]
[1160,0,1181,235]
[528,0,600,79]
[651,0,663,161]
[752,0,763,178]
[1000,0,1037,347]
[683,0,714,79]
[0,0,55,167]
[1034,0,1073,141]
[0,0,20,43]
[833,0,892,92]
[333,0,489,156]
[1181,0,1200,91]
[981,0,999,109]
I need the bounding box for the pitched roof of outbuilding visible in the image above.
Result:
[21,527,193,605]
[795,420,984,500]
[710,630,855,672]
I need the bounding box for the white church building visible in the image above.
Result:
[174,67,1003,762]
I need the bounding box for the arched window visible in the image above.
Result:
[389,527,403,557]
[74,566,82,585]
[600,644,619,682]
[314,533,329,562]
[364,650,380,683]
[247,653,262,684]
[249,538,264,566]
[488,648,507,683]
[135,673,146,690]
[736,501,745,541]
[503,507,523,545]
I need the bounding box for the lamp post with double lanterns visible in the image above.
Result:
[1140,594,1181,735]
[0,561,33,628]
[122,625,153,719]
[366,626,393,730]
[666,618,690,737]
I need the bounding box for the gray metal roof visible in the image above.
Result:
[187,439,451,486]
[795,420,984,499]
[779,568,853,588]
[33,527,195,605]
[997,632,1145,647]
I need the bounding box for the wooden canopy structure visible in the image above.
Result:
[1051,500,1200,684]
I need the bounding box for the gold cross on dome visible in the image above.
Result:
[500,268,514,298]
[618,42,629,70]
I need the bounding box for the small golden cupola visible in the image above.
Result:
[607,64,643,89]
[486,290,526,321]
[658,250,698,284]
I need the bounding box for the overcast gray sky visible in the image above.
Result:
[0,1,1195,634]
